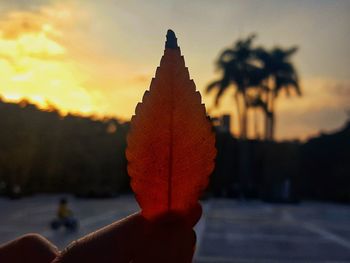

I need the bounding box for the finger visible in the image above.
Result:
[133,214,197,263]
[52,212,144,263]
[0,233,58,263]
[140,228,196,263]
[185,202,203,227]
[52,210,200,263]
[139,202,202,229]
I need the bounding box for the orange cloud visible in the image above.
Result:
[0,4,108,116]
[1,2,347,141]
[0,12,44,40]
[0,3,153,120]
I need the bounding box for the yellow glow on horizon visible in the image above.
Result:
[0,2,347,141]
[0,5,148,120]
[0,8,106,117]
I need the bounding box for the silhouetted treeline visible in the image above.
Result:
[1,99,349,203]
[210,120,350,203]
[0,99,130,197]
[301,123,350,202]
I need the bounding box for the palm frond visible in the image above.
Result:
[206,80,221,94]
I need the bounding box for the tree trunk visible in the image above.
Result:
[241,92,248,139]
[269,110,275,140]
[264,112,270,140]
[264,88,271,140]
[241,108,247,139]
[254,108,259,139]
[234,92,243,138]
[269,96,276,141]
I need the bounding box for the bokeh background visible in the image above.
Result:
[0,1,349,262]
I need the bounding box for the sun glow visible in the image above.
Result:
[0,7,103,116]
[0,1,348,140]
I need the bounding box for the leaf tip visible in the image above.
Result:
[165,29,178,49]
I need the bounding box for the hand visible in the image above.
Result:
[0,212,197,263]
[52,212,196,263]
[0,233,58,263]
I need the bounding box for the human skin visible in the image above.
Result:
[0,212,197,263]
[0,233,59,263]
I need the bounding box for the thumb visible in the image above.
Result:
[0,234,58,263]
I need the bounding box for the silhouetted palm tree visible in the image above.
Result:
[246,93,268,139]
[207,36,301,140]
[206,35,259,139]
[255,47,301,140]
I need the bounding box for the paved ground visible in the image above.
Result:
[0,195,350,262]
[195,199,350,263]
[0,195,139,249]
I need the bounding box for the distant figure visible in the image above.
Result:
[57,198,72,220]
[50,198,78,231]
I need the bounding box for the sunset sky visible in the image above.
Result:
[0,0,349,140]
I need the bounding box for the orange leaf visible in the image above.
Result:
[126,30,216,225]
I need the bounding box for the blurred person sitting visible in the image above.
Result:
[57,198,72,220]
[51,198,78,231]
